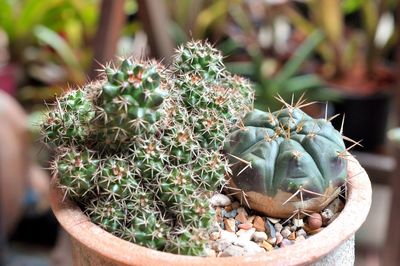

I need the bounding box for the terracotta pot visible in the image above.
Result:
[50,156,371,266]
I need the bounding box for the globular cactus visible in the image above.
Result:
[55,147,98,200]
[94,60,167,148]
[42,40,254,256]
[224,99,348,218]
[42,90,95,146]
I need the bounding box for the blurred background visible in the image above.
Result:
[0,0,399,265]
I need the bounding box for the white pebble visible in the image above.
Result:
[210,193,231,207]
[252,231,268,242]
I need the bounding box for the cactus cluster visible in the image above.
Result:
[224,96,349,218]
[42,41,254,255]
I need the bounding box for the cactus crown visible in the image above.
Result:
[224,96,349,218]
[42,41,254,255]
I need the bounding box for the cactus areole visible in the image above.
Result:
[224,106,348,218]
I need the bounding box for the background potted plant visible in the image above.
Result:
[283,0,398,151]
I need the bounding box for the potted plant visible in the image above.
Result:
[45,41,371,265]
[224,30,339,113]
[283,0,397,151]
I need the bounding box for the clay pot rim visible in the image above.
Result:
[50,156,371,266]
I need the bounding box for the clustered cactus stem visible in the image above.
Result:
[42,41,254,255]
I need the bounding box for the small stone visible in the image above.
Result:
[308,213,323,230]
[253,216,265,232]
[267,237,277,245]
[231,201,240,209]
[280,239,293,247]
[220,230,237,242]
[275,232,283,244]
[274,223,283,232]
[210,231,220,241]
[267,217,281,224]
[265,220,276,237]
[281,228,291,238]
[290,225,297,232]
[261,240,274,251]
[234,239,264,255]
[288,232,296,241]
[219,245,245,257]
[224,218,236,233]
[210,193,231,207]
[224,209,238,219]
[247,215,255,223]
[296,235,306,242]
[293,218,304,227]
[237,207,248,216]
[212,240,231,252]
[238,223,252,230]
[235,212,248,224]
[296,228,307,238]
[225,205,233,212]
[252,231,268,242]
[321,208,334,226]
[238,228,256,241]
[283,226,291,231]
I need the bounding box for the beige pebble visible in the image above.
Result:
[253,216,265,232]
[288,232,296,241]
[261,240,274,251]
[224,218,236,232]
[267,237,277,245]
[237,207,248,216]
[275,232,283,244]
[293,218,304,227]
[238,228,256,241]
[252,231,268,242]
[235,212,247,224]
[247,215,255,223]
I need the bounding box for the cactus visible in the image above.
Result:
[224,97,348,218]
[42,90,95,146]
[42,40,254,255]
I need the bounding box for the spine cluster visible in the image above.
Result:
[42,41,254,255]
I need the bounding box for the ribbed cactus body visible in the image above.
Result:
[224,107,347,218]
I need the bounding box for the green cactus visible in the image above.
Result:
[92,59,167,149]
[55,147,99,200]
[42,90,95,146]
[43,40,254,255]
[224,102,348,218]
